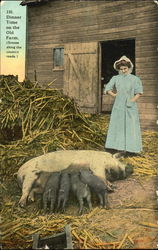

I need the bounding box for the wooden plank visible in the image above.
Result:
[136,56,158,63]
[140,119,158,127]
[142,85,157,91]
[67,53,83,83]
[136,73,158,79]
[136,17,158,27]
[137,80,157,86]
[136,1,157,11]
[78,107,98,114]
[136,32,158,40]
[138,76,158,82]
[102,104,113,112]
[136,62,158,69]
[102,104,158,116]
[141,91,157,97]
[139,109,158,115]
[136,73,157,82]
[140,114,157,120]
[136,12,158,22]
[136,50,157,58]
[137,103,157,110]
[137,68,158,74]
[65,42,97,54]
[102,94,115,105]
[137,97,158,103]
[102,101,158,109]
[136,44,158,53]
[136,39,158,47]
[136,27,158,36]
[28,1,136,19]
[141,126,158,132]
[31,58,52,66]
[136,22,158,30]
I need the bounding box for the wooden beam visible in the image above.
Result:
[67,53,83,83]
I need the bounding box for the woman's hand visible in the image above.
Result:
[107,90,117,97]
[130,93,142,102]
[130,98,135,102]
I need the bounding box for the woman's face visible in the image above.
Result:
[119,66,129,75]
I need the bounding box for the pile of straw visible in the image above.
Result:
[0,75,105,180]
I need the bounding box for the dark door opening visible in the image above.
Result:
[101,39,135,112]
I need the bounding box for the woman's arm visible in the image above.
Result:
[130,93,142,102]
[107,90,117,97]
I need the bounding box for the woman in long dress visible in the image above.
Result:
[104,55,143,154]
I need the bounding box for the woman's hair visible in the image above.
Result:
[115,60,132,70]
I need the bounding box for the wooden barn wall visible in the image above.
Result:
[135,1,158,130]
[26,0,158,130]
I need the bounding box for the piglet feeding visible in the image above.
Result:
[17,150,133,207]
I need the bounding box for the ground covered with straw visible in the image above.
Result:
[0,76,158,249]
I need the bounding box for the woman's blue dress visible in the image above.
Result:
[104,73,143,153]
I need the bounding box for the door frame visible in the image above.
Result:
[99,38,136,113]
[98,42,102,113]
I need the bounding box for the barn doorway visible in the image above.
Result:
[101,39,135,112]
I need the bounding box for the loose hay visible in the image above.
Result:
[0,75,105,180]
[122,131,158,176]
[1,76,158,249]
